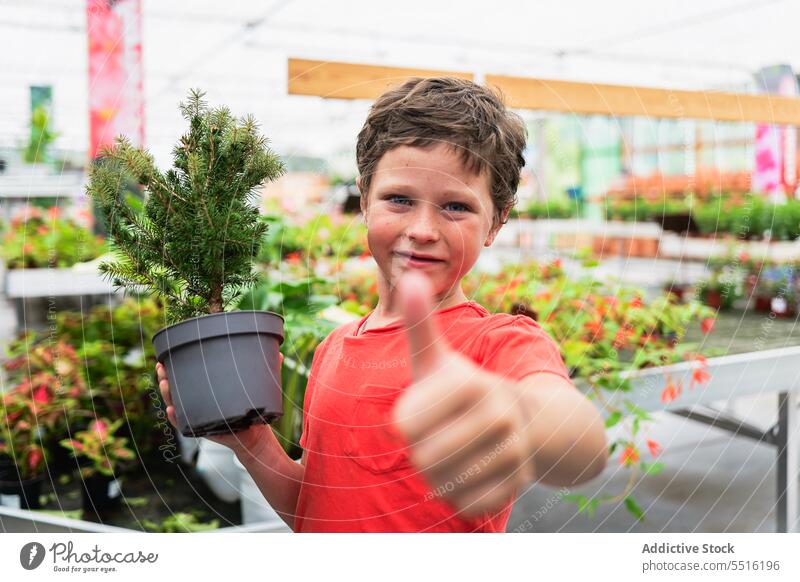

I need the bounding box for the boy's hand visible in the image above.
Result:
[156,353,283,457]
[392,270,536,516]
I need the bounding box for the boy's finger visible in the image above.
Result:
[166,405,178,429]
[159,378,173,408]
[398,270,447,381]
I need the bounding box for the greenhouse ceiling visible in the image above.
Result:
[0,0,797,165]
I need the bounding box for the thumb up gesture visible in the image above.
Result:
[392,270,536,516]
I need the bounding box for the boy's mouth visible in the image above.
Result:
[393,251,446,267]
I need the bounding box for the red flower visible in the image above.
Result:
[613,325,634,349]
[584,319,604,338]
[359,248,372,259]
[47,206,60,221]
[620,446,639,466]
[285,251,302,265]
[552,258,562,269]
[700,317,715,334]
[661,380,681,403]
[691,367,710,386]
[630,296,643,308]
[647,439,662,457]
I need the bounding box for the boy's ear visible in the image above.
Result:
[357,177,368,218]
[484,207,511,246]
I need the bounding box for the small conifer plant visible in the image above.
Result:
[86,90,287,437]
[86,89,285,324]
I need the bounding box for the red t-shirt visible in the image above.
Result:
[294,300,571,533]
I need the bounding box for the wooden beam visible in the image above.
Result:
[288,58,472,100]
[287,58,800,126]
[486,74,800,126]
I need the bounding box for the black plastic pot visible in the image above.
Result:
[0,455,13,480]
[0,472,45,510]
[152,310,284,437]
[80,473,121,515]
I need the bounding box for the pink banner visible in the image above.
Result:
[86,0,144,160]
[753,65,799,200]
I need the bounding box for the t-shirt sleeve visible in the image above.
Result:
[477,316,571,383]
[298,331,333,450]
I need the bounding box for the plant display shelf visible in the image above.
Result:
[2,266,118,330]
[658,233,800,262]
[587,345,800,533]
[500,218,800,263]
[0,505,289,533]
[0,172,86,222]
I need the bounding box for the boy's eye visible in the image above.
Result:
[386,195,412,206]
[444,202,470,212]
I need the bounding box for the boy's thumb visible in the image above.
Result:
[398,270,447,380]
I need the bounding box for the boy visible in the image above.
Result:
[157,77,608,532]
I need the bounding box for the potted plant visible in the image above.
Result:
[59,418,135,517]
[696,276,733,310]
[663,279,688,303]
[3,333,91,474]
[0,392,55,509]
[0,336,86,506]
[86,89,286,437]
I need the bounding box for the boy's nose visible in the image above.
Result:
[406,205,441,243]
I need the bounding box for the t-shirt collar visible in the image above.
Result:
[352,300,486,337]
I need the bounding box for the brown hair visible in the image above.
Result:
[356,77,527,230]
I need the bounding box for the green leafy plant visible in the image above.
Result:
[143,511,220,532]
[0,206,107,269]
[0,339,85,479]
[86,89,286,324]
[23,105,59,164]
[59,418,135,478]
[525,198,584,219]
[54,297,166,453]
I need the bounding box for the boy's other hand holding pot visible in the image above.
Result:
[156,354,284,457]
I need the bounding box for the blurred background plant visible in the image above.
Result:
[0,206,107,269]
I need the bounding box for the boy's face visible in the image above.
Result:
[359,143,505,307]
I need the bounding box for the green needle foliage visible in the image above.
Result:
[86,89,286,324]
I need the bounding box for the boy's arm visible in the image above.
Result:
[234,426,305,530]
[512,372,608,488]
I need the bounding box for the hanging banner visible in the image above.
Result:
[753,65,799,200]
[86,0,144,160]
